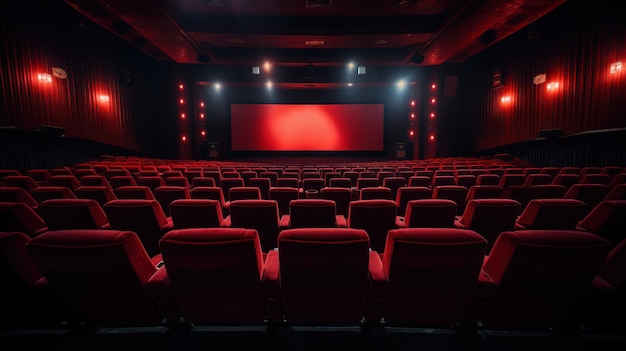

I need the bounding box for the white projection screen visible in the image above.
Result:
[230,104,384,151]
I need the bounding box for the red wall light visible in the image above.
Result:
[201,130,206,137]
[500,95,512,104]
[429,135,435,141]
[431,83,436,90]
[409,130,414,137]
[178,84,184,90]
[181,135,186,142]
[180,113,186,119]
[431,98,436,104]
[179,99,184,104]
[610,61,623,74]
[546,82,560,91]
[200,113,205,119]
[410,100,415,106]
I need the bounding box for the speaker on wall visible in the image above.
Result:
[395,142,413,160]
[410,53,425,64]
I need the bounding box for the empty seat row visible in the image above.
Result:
[2,226,625,333]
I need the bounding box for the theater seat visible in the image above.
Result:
[169,199,224,229]
[576,200,626,246]
[262,227,379,324]
[159,228,268,324]
[514,198,589,230]
[221,199,281,252]
[0,202,48,237]
[37,198,110,230]
[103,199,174,257]
[378,228,487,327]
[347,199,397,253]
[279,199,347,229]
[26,229,177,327]
[454,199,521,253]
[396,199,457,228]
[472,230,611,329]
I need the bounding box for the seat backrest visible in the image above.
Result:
[320,187,352,217]
[277,228,370,324]
[114,185,155,200]
[80,175,111,188]
[74,186,117,207]
[108,175,137,189]
[465,185,502,202]
[3,176,39,191]
[360,186,392,200]
[564,184,612,211]
[0,202,48,237]
[403,199,457,228]
[479,230,611,329]
[516,198,589,230]
[228,199,281,252]
[382,228,487,326]
[169,199,223,229]
[523,173,553,186]
[348,199,397,252]
[432,185,468,215]
[159,228,266,324]
[268,187,300,217]
[220,178,245,201]
[249,177,272,199]
[37,199,109,230]
[288,199,338,228]
[456,199,521,252]
[26,229,166,326]
[395,186,432,216]
[577,200,626,246]
[103,199,171,256]
[48,175,81,191]
[0,187,38,208]
[153,186,191,216]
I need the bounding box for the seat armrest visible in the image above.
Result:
[262,249,282,321]
[146,266,179,322]
[221,215,232,227]
[365,250,387,322]
[454,219,466,229]
[279,215,291,229]
[335,215,347,227]
[395,216,406,228]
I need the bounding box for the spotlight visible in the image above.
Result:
[357,66,366,75]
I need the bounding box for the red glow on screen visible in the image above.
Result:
[231,104,384,151]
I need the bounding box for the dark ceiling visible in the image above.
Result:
[63,0,567,69]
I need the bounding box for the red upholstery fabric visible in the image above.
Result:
[0,187,39,208]
[515,198,589,230]
[380,228,487,326]
[37,199,109,230]
[396,199,457,228]
[169,199,224,229]
[104,199,173,256]
[114,185,156,200]
[280,199,347,229]
[455,199,522,253]
[26,229,174,326]
[576,200,626,246]
[0,202,48,237]
[348,199,398,253]
[159,228,266,324]
[476,230,611,329]
[222,199,281,252]
[272,228,371,324]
